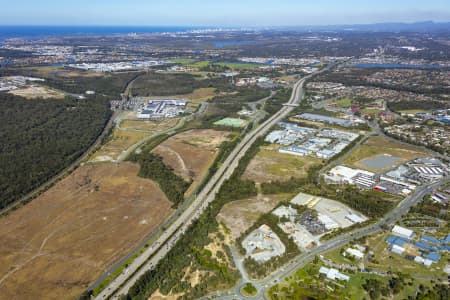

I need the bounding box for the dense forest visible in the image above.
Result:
[44,72,141,97]
[0,67,140,98]
[387,100,449,111]
[131,72,228,97]
[0,93,111,209]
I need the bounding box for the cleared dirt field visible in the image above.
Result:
[91,129,150,162]
[0,162,173,300]
[217,194,293,240]
[152,129,230,193]
[120,118,180,132]
[9,85,66,99]
[243,145,323,183]
[150,290,183,300]
[150,87,217,104]
[25,66,102,79]
[344,136,429,172]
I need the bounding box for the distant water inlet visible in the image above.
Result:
[360,154,401,171]
[352,63,449,70]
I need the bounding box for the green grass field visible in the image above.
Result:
[361,108,382,115]
[336,98,352,108]
[323,248,358,266]
[214,117,246,128]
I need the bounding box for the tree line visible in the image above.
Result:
[128,152,190,207]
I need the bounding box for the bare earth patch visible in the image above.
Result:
[152,129,230,191]
[91,129,151,162]
[9,85,66,99]
[149,87,217,103]
[25,66,103,79]
[0,162,173,300]
[149,289,184,300]
[243,146,322,183]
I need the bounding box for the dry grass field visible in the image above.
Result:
[243,145,323,183]
[178,87,217,103]
[9,85,66,99]
[0,162,173,300]
[152,129,230,194]
[91,129,151,162]
[120,118,180,132]
[149,87,217,103]
[25,66,103,79]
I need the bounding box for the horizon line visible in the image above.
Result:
[0,20,450,28]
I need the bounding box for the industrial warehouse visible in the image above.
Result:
[295,112,362,127]
[137,99,187,119]
[265,122,358,159]
[325,157,448,195]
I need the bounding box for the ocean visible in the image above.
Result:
[0,25,207,40]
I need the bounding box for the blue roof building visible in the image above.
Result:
[386,236,410,247]
[439,245,450,252]
[424,252,441,262]
[421,235,442,245]
[414,241,435,252]
[443,234,450,244]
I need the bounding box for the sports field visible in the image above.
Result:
[214,117,246,128]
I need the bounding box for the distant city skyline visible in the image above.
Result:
[1,0,450,27]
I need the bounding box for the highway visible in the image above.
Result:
[204,176,449,300]
[95,65,335,300]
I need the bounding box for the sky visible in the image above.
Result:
[1,0,450,26]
